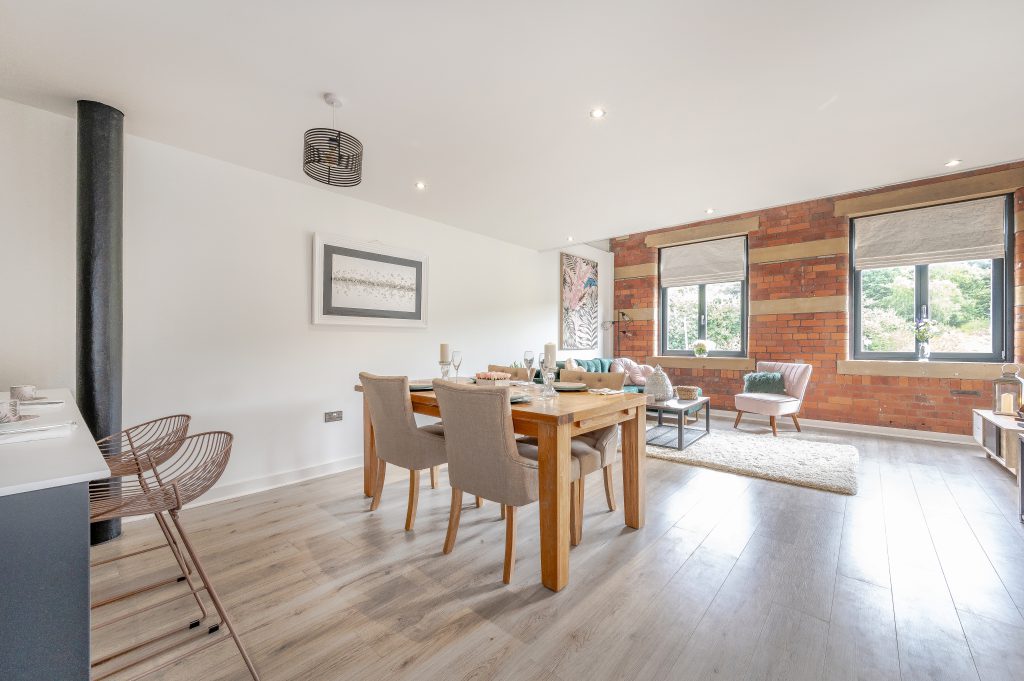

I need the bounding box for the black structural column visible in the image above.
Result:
[77,100,124,545]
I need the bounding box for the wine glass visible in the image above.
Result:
[452,351,463,382]
[523,350,535,381]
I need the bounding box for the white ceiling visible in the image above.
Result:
[2,1,1023,251]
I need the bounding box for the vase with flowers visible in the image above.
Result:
[915,318,936,361]
[692,340,709,358]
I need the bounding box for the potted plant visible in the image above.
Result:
[692,339,714,358]
[914,318,937,361]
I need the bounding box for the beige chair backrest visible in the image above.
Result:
[432,380,539,507]
[487,364,536,382]
[558,370,626,390]
[755,362,812,401]
[360,372,442,470]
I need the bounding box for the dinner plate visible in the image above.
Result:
[509,394,532,404]
[553,382,587,391]
[0,414,41,431]
[408,384,434,392]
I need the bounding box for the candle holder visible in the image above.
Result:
[439,361,452,381]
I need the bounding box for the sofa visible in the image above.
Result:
[544,357,651,393]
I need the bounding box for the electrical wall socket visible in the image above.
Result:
[324,410,344,423]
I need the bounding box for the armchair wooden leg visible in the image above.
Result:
[475,495,484,508]
[791,414,801,432]
[503,505,517,584]
[733,411,743,428]
[769,416,778,436]
[500,504,506,520]
[443,488,463,554]
[405,469,420,531]
[369,459,387,511]
[430,466,439,489]
[603,465,617,511]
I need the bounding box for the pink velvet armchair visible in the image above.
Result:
[734,361,812,436]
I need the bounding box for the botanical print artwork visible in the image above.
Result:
[313,234,428,327]
[330,253,416,313]
[560,252,598,350]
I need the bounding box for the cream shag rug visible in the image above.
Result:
[644,429,859,495]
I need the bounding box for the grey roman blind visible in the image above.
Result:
[660,236,746,288]
[854,196,1006,270]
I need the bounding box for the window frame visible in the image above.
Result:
[850,194,1013,362]
[658,237,749,357]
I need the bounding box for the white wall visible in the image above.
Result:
[0,97,613,500]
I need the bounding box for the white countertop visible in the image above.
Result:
[0,388,109,497]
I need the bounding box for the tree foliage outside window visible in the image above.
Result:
[665,281,743,353]
[859,260,995,355]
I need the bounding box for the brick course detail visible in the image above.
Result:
[612,163,1024,435]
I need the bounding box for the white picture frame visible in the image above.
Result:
[312,233,429,327]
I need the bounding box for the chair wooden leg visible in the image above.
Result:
[733,411,743,428]
[503,505,517,584]
[443,488,463,554]
[500,504,506,520]
[475,495,483,508]
[602,465,617,511]
[569,481,582,546]
[770,416,778,436]
[430,465,439,489]
[369,459,387,511]
[405,469,420,531]
[577,481,585,544]
[791,414,801,432]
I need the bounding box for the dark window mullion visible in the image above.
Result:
[698,284,707,340]
[915,263,928,354]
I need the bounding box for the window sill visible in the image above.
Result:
[836,359,1005,380]
[649,356,756,371]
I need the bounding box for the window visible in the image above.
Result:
[660,236,747,356]
[852,195,1011,361]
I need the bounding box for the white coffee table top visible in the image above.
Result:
[0,388,109,497]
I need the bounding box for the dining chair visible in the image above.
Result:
[552,369,625,512]
[91,415,202,615]
[360,372,452,530]
[89,432,259,680]
[487,364,537,382]
[432,380,598,583]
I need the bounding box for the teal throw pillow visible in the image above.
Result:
[743,371,786,395]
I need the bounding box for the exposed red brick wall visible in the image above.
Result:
[613,164,1024,435]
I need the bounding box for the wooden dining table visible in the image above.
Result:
[355,382,648,592]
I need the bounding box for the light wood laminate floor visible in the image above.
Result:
[91,419,1024,680]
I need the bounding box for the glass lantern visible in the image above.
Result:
[993,364,1024,416]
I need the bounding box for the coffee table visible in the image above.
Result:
[645,396,711,450]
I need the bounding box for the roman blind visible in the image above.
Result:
[854,196,1006,270]
[660,236,746,288]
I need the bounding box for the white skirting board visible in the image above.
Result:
[710,408,974,445]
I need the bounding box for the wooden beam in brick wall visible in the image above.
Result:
[748,237,849,264]
[834,167,1024,217]
[614,263,658,280]
[643,216,759,249]
[749,295,846,316]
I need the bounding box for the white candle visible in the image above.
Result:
[1000,392,1015,414]
[544,342,557,368]
[440,343,451,363]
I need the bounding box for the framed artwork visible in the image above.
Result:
[312,233,428,326]
[560,252,598,350]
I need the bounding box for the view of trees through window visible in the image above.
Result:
[665,281,743,352]
[860,260,993,353]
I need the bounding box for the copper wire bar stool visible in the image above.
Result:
[90,415,204,614]
[89,431,260,681]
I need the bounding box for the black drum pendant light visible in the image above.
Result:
[303,93,362,187]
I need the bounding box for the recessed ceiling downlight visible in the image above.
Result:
[944,159,962,167]
[589,108,606,119]
[415,181,426,190]
[705,208,715,214]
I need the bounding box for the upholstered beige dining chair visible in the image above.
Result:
[734,361,813,436]
[557,370,625,511]
[432,380,596,583]
[487,364,537,382]
[360,372,450,530]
